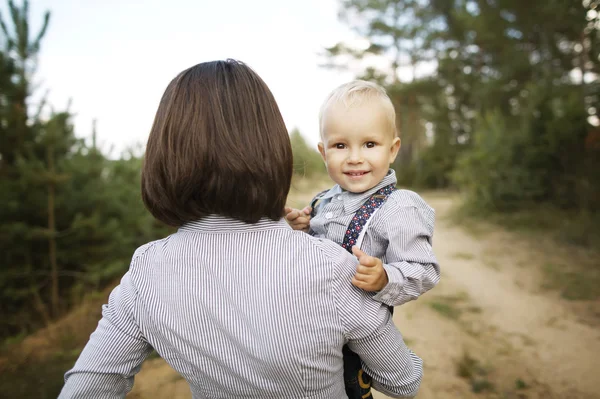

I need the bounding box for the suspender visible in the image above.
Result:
[309,189,330,218]
[315,185,396,315]
[340,184,396,253]
[309,184,396,253]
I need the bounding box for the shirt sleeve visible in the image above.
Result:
[326,242,423,398]
[58,271,152,399]
[372,195,441,307]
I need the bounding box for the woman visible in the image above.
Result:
[58,59,422,399]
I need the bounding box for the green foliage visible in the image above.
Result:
[391,78,464,189]
[0,351,77,398]
[398,134,461,188]
[453,84,595,212]
[328,0,600,229]
[290,128,326,177]
[453,109,542,210]
[543,261,600,301]
[0,1,172,340]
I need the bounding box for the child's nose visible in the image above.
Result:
[347,149,364,164]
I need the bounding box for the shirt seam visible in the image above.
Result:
[312,242,352,342]
[177,226,291,235]
[129,241,162,343]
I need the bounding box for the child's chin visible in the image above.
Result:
[340,182,377,194]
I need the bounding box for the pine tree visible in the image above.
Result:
[0,1,173,339]
[0,0,54,334]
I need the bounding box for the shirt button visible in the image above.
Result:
[337,195,342,200]
[382,294,391,301]
[325,212,333,219]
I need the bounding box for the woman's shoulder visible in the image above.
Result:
[132,240,159,259]
[290,231,357,279]
[129,237,171,271]
[291,229,346,258]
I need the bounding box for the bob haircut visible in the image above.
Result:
[318,80,397,138]
[141,59,293,226]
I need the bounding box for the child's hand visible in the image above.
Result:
[284,206,312,232]
[351,246,389,292]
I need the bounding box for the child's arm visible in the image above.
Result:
[285,188,331,233]
[324,241,423,397]
[371,196,440,307]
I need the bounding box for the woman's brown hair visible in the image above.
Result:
[141,59,293,226]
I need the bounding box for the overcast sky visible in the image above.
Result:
[6,0,366,155]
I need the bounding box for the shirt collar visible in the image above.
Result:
[320,185,343,200]
[179,215,290,233]
[336,169,398,214]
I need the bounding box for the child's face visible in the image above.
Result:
[318,101,401,193]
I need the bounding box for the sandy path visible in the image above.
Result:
[373,195,600,399]
[129,193,600,399]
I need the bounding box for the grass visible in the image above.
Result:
[466,306,483,314]
[429,301,462,320]
[483,259,502,270]
[542,262,600,301]
[456,352,495,394]
[452,252,475,260]
[2,331,27,348]
[447,204,493,238]
[0,348,79,398]
[498,209,600,249]
[515,378,528,390]
[429,293,486,338]
[440,291,470,302]
[0,286,112,398]
[428,292,476,321]
[453,201,600,250]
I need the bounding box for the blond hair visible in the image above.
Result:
[318,80,397,138]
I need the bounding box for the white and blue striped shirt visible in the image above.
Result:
[59,216,422,398]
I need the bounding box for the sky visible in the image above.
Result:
[11,0,364,155]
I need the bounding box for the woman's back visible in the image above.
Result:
[62,216,421,398]
[136,217,348,398]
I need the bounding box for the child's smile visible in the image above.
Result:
[344,170,371,181]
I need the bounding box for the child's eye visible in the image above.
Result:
[365,142,377,148]
[334,143,346,149]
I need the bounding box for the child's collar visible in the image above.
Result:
[320,185,343,200]
[336,169,397,214]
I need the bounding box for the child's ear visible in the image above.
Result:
[389,137,401,163]
[317,142,326,162]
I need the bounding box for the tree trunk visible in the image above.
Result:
[47,142,59,318]
[26,253,51,326]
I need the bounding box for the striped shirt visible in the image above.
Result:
[310,169,440,306]
[59,216,423,398]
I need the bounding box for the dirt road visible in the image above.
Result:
[129,193,600,399]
